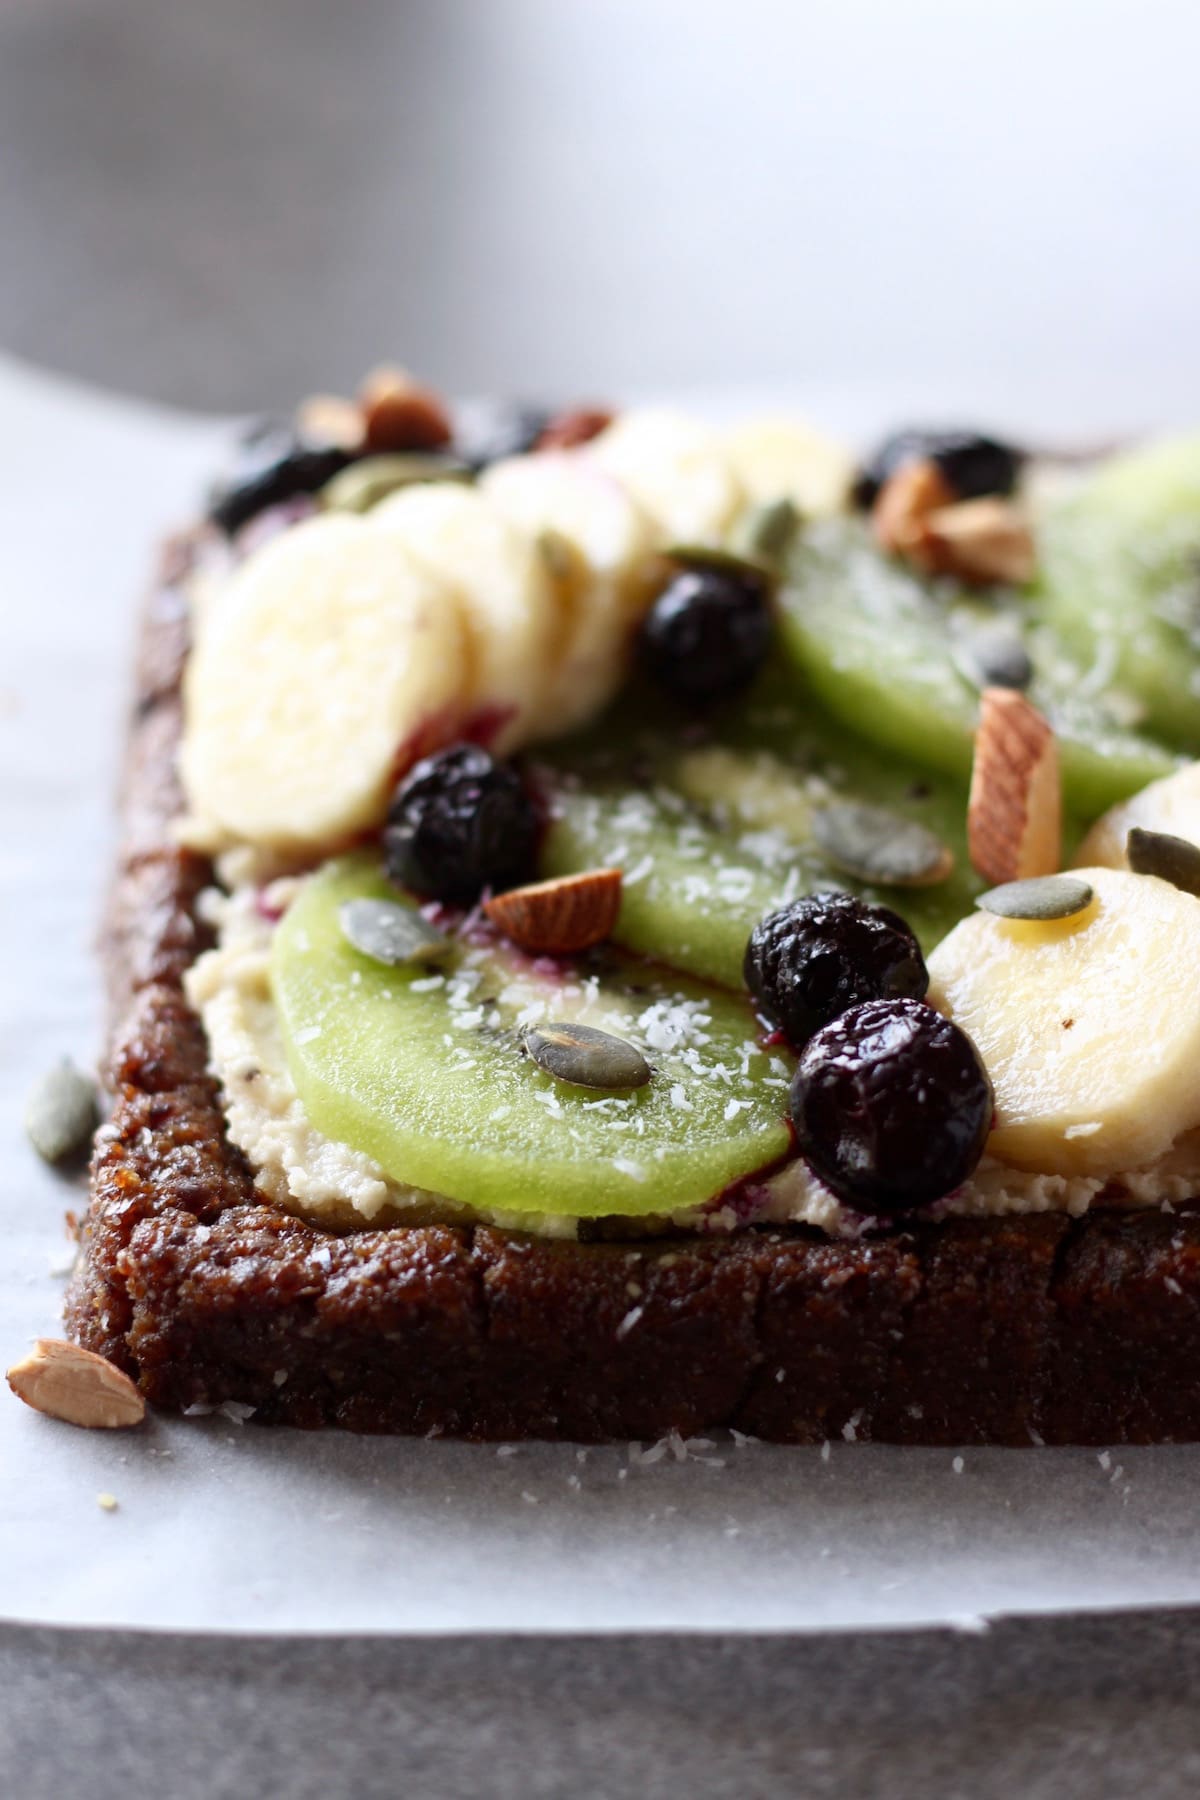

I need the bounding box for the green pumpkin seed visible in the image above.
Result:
[339,898,452,967]
[661,542,775,586]
[951,621,1033,692]
[976,874,1094,921]
[523,1022,652,1091]
[1127,827,1200,897]
[812,801,954,888]
[730,496,802,567]
[25,1059,100,1164]
[320,453,470,514]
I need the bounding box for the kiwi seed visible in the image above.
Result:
[975,874,1094,921]
[1126,827,1200,898]
[523,1022,652,1091]
[812,801,954,888]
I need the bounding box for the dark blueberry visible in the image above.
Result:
[640,562,773,704]
[789,998,993,1216]
[383,744,539,904]
[744,893,927,1049]
[853,429,1024,509]
[208,420,354,535]
[451,400,554,472]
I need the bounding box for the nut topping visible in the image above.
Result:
[358,366,453,454]
[968,688,1061,884]
[7,1338,146,1429]
[916,497,1036,587]
[871,458,956,561]
[483,868,623,955]
[535,407,614,451]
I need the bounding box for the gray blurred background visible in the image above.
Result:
[2,0,1199,428]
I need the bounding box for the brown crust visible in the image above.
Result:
[65,536,1200,1442]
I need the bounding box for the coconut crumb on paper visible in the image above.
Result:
[218,1400,256,1425]
[96,1492,118,1513]
[952,1455,965,1475]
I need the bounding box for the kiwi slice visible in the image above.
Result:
[272,855,792,1220]
[776,517,1176,817]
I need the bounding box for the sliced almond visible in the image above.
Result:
[295,392,366,453]
[871,458,956,560]
[914,497,1036,587]
[358,366,453,454]
[484,868,623,955]
[535,407,615,451]
[7,1338,145,1429]
[968,688,1061,885]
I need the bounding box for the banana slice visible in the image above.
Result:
[181,514,469,853]
[372,483,558,751]
[480,452,658,734]
[586,408,744,545]
[928,865,1200,1177]
[724,416,855,518]
[1076,761,1200,869]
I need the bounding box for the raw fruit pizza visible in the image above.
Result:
[177,371,1200,1242]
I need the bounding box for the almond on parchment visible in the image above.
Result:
[484,868,623,955]
[968,688,1061,885]
[871,458,957,560]
[7,1338,145,1429]
[295,392,367,454]
[915,497,1036,587]
[358,366,453,454]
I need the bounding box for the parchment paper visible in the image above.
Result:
[3,353,1198,1637]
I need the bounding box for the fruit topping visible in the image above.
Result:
[744,894,928,1050]
[181,515,470,852]
[639,559,773,704]
[372,481,560,753]
[1126,826,1200,897]
[588,408,744,543]
[724,417,856,518]
[338,898,452,967]
[535,407,615,450]
[358,366,454,453]
[967,688,1060,884]
[928,865,1200,1176]
[975,874,1094,922]
[788,998,993,1215]
[778,517,1175,816]
[208,421,355,536]
[383,744,539,904]
[855,428,1024,509]
[811,801,953,888]
[452,400,554,470]
[320,453,470,514]
[484,868,623,955]
[1075,763,1200,871]
[272,856,792,1218]
[522,1021,651,1091]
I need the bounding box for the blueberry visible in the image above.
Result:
[383,745,539,904]
[789,998,993,1216]
[208,421,354,536]
[744,893,927,1049]
[854,429,1024,509]
[451,400,554,472]
[640,560,773,704]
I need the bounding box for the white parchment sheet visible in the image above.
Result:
[2,354,1198,1636]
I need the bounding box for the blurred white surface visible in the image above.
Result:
[1,0,1198,426]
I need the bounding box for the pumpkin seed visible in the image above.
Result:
[951,620,1033,692]
[730,496,802,567]
[1127,827,1200,897]
[338,898,452,967]
[812,801,954,888]
[522,1022,652,1090]
[661,542,775,585]
[25,1059,99,1164]
[976,874,1094,921]
[320,453,470,514]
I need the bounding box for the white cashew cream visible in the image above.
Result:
[183,881,1200,1241]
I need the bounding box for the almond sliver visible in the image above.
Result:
[968,688,1061,885]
